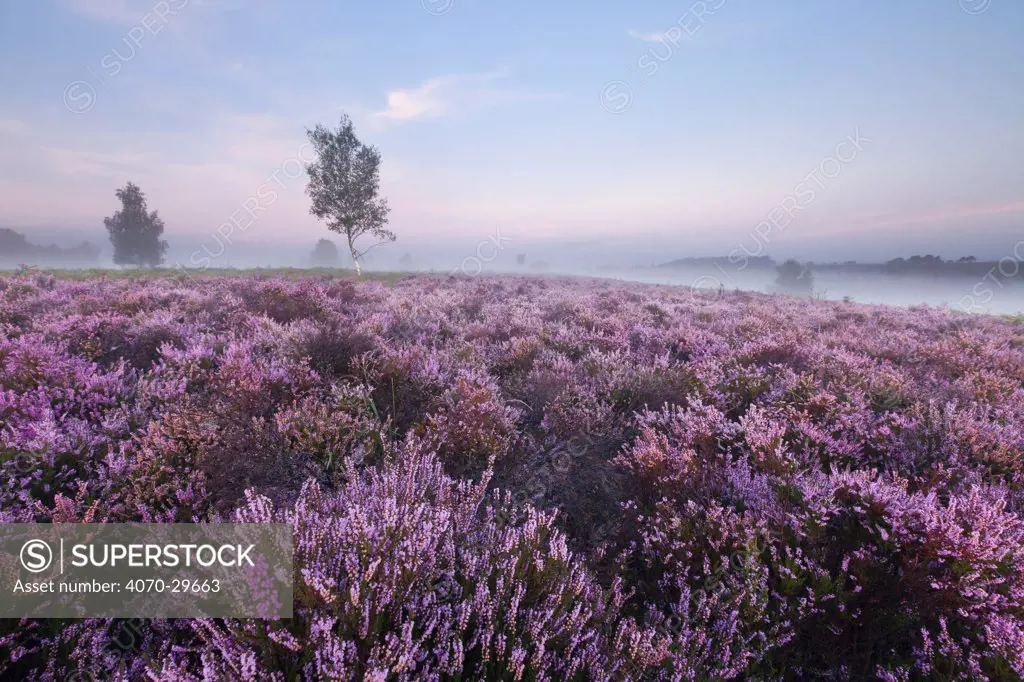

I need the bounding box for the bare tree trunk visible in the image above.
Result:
[348,236,361,277]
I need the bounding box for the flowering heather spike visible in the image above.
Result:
[2,271,1024,679]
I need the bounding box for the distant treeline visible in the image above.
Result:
[813,255,1022,279]
[0,228,101,267]
[657,256,777,270]
[657,254,1023,280]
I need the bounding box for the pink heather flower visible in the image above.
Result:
[2,272,1023,679]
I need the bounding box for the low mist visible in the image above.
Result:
[6,228,1023,316]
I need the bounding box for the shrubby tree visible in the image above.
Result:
[399,252,413,269]
[304,113,393,277]
[104,182,168,267]
[311,238,340,267]
[774,258,813,295]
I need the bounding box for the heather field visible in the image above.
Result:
[3,270,1024,681]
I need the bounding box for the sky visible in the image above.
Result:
[0,0,1022,266]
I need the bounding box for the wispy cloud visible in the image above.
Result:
[628,28,679,43]
[628,20,772,48]
[374,70,555,123]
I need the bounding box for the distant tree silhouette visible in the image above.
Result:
[305,113,393,277]
[0,229,101,265]
[774,259,813,295]
[311,238,340,267]
[907,255,943,268]
[0,228,30,253]
[103,182,168,267]
[399,252,413,269]
[66,241,101,262]
[661,256,776,270]
[883,255,954,275]
[517,253,526,266]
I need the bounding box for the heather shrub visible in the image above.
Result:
[288,319,377,379]
[2,271,1023,680]
[361,345,448,439]
[213,340,320,420]
[516,352,581,427]
[53,312,185,370]
[419,371,519,477]
[734,334,816,373]
[155,442,640,681]
[0,616,179,680]
[274,384,384,474]
[106,408,215,522]
[606,362,702,416]
[614,400,729,504]
[237,280,332,324]
[763,470,1024,679]
[619,497,792,680]
[490,335,543,382]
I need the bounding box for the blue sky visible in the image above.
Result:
[1,0,1022,262]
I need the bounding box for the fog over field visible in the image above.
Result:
[7,225,1024,314]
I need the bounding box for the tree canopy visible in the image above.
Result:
[304,113,393,276]
[103,182,168,267]
[774,258,813,295]
[311,238,340,267]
